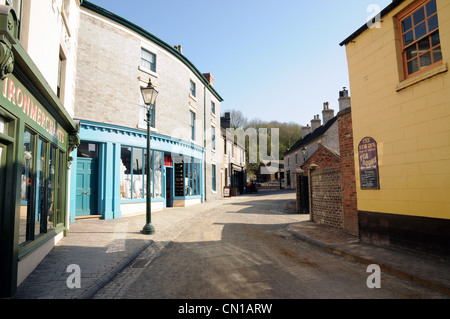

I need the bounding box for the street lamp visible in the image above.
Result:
[301,146,308,163]
[140,79,158,235]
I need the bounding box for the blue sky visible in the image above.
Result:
[87,0,391,127]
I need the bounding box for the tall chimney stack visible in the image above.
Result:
[322,102,335,125]
[339,87,351,111]
[203,73,214,87]
[301,125,311,138]
[311,114,322,132]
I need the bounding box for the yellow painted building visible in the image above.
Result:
[340,0,449,258]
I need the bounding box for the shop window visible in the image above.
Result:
[19,128,63,246]
[19,129,34,245]
[120,146,162,200]
[399,0,442,78]
[174,157,201,197]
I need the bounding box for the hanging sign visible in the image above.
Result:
[358,137,380,190]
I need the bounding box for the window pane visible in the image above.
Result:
[20,131,34,245]
[120,147,132,199]
[154,151,162,198]
[420,51,432,69]
[402,16,412,32]
[403,30,414,47]
[413,7,425,25]
[35,139,48,237]
[418,38,430,55]
[407,58,419,75]
[185,157,190,196]
[431,31,440,47]
[427,14,438,32]
[426,0,437,17]
[433,47,442,63]
[144,150,153,198]
[77,142,98,159]
[0,115,5,134]
[47,147,56,231]
[133,148,144,199]
[406,45,417,60]
[56,152,65,225]
[414,22,427,40]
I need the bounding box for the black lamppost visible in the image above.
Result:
[301,146,308,163]
[140,79,158,235]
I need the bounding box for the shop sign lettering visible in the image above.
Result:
[358,137,380,190]
[2,76,66,145]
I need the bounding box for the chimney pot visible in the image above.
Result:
[339,87,351,111]
[311,115,322,132]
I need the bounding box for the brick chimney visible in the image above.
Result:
[301,125,311,138]
[322,102,335,125]
[221,112,231,129]
[203,73,214,87]
[339,87,351,111]
[311,114,321,132]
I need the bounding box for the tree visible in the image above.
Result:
[229,110,248,129]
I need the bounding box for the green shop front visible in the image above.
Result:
[0,6,79,297]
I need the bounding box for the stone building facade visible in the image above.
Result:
[70,2,223,221]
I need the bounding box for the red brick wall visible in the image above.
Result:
[310,168,343,228]
[302,146,340,175]
[338,108,358,235]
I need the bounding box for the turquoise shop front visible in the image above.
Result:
[70,120,205,222]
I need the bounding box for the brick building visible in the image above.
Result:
[296,88,358,235]
[284,101,339,190]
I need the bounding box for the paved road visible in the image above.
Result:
[94,191,446,299]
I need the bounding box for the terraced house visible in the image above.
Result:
[70,1,224,221]
[340,0,450,258]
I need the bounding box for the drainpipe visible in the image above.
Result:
[204,86,207,202]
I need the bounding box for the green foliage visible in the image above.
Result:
[226,110,303,177]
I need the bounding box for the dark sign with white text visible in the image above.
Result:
[358,137,380,190]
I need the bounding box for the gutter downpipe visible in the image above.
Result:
[203,85,207,203]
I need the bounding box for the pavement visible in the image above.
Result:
[10,191,450,299]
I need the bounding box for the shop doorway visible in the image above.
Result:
[165,167,174,207]
[76,143,99,217]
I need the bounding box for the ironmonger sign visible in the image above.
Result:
[358,137,380,190]
[1,74,67,148]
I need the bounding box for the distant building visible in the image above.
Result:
[221,112,247,195]
[284,92,349,189]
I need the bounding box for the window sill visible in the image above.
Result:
[138,65,159,78]
[396,63,448,92]
[189,94,198,102]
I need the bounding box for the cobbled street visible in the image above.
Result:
[93,190,448,299]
